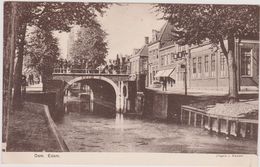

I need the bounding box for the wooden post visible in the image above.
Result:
[250,123,254,139]
[235,121,241,138]
[188,111,191,125]
[180,108,183,124]
[200,115,204,128]
[194,113,197,127]
[217,118,221,134]
[226,120,231,137]
[208,116,212,132]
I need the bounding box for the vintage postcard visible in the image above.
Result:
[1,0,259,166]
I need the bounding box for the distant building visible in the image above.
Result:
[128,37,149,92]
[147,29,162,87]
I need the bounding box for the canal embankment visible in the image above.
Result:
[143,88,258,140]
[7,102,69,152]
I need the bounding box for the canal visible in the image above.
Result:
[55,92,257,153]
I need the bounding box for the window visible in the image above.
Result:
[220,53,228,77]
[205,55,209,73]
[165,54,168,65]
[198,57,202,73]
[171,53,174,63]
[161,56,164,66]
[193,57,197,74]
[220,54,225,71]
[168,54,171,65]
[241,48,252,76]
[211,53,216,77]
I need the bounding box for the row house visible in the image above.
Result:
[147,29,162,87]
[128,37,149,92]
[189,39,259,91]
[148,21,259,91]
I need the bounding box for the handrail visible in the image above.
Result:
[181,105,258,124]
[53,68,127,75]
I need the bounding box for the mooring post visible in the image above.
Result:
[250,123,254,139]
[194,113,197,127]
[217,118,221,134]
[200,115,204,128]
[180,108,183,124]
[226,120,231,137]
[235,121,241,138]
[208,116,212,132]
[188,111,191,125]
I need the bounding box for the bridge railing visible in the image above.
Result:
[53,68,127,75]
[53,68,100,74]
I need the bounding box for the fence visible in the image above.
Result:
[181,105,258,140]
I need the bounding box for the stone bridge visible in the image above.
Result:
[50,71,131,114]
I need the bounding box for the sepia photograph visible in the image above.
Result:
[1,0,259,165]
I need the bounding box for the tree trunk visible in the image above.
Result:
[227,37,239,102]
[3,2,17,150]
[13,23,27,109]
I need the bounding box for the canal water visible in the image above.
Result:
[55,94,257,153]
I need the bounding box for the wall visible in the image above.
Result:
[143,90,168,119]
[25,92,57,119]
[45,80,66,119]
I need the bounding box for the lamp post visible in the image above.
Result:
[180,51,188,96]
[180,64,187,96]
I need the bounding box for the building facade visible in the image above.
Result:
[148,21,259,92]
[147,29,163,87]
[128,37,149,92]
[188,40,259,91]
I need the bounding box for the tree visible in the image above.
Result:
[69,25,108,70]
[24,27,60,91]
[3,2,18,150]
[11,2,109,108]
[155,4,259,102]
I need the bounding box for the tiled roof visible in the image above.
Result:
[159,21,178,48]
[137,44,148,57]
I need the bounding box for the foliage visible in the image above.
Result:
[24,27,59,80]
[154,4,259,101]
[11,1,109,107]
[154,4,259,46]
[69,25,108,69]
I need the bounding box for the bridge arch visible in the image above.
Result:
[63,76,121,112]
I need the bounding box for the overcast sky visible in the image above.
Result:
[56,3,165,60]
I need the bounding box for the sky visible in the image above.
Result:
[55,3,165,60]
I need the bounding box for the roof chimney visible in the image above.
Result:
[145,37,149,44]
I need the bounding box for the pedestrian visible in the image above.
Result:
[162,77,167,91]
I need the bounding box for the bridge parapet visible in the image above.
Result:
[51,68,130,114]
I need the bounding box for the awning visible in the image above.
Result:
[155,67,175,78]
[161,68,175,77]
[154,70,165,78]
